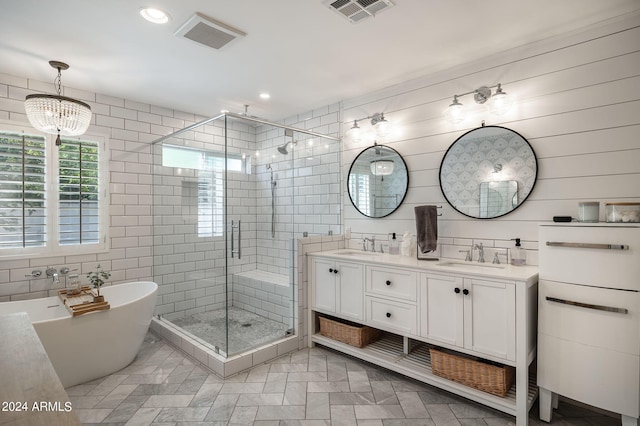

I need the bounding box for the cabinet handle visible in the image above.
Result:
[454,287,461,294]
[463,289,469,295]
[545,296,628,314]
[386,312,392,318]
[333,269,338,274]
[386,280,391,286]
[329,268,334,273]
[546,241,629,250]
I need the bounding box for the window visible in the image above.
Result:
[349,173,371,216]
[162,144,241,238]
[0,125,107,257]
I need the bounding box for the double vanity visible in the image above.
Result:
[307,249,538,425]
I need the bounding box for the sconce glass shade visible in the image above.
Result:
[25,94,92,137]
[443,96,465,125]
[348,121,362,142]
[370,159,394,176]
[487,84,513,115]
[373,115,390,138]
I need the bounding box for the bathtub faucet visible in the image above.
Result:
[45,267,59,284]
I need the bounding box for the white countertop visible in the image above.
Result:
[309,249,539,281]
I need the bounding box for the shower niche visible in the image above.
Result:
[150,112,340,376]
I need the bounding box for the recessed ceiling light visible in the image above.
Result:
[139,7,170,24]
[259,93,270,100]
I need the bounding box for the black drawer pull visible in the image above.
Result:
[386,312,392,318]
[329,268,333,273]
[386,280,391,286]
[463,289,469,295]
[546,296,628,314]
[454,287,461,294]
[333,269,338,274]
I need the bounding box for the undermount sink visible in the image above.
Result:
[333,250,381,256]
[437,261,506,270]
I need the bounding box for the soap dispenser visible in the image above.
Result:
[511,238,526,266]
[389,233,400,255]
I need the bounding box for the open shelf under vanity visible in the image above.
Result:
[311,331,537,418]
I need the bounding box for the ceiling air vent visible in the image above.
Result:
[324,0,394,23]
[175,13,246,50]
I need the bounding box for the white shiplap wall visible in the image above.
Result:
[342,13,640,266]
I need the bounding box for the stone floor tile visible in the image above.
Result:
[327,362,349,382]
[330,404,357,426]
[425,403,462,426]
[450,402,507,419]
[288,371,328,382]
[371,381,400,405]
[124,406,162,425]
[219,382,265,394]
[306,391,330,419]
[308,355,328,372]
[418,387,464,404]
[69,395,104,409]
[87,375,129,396]
[142,394,193,407]
[396,391,430,419]
[270,363,310,373]
[190,382,223,407]
[246,364,272,382]
[354,404,406,420]
[329,391,376,405]
[237,392,285,406]
[229,405,259,424]
[383,419,436,426]
[95,384,138,409]
[284,381,308,405]
[75,408,113,423]
[101,395,149,423]
[154,406,210,422]
[356,420,384,426]
[307,380,351,393]
[204,393,240,422]
[175,375,207,394]
[255,404,307,420]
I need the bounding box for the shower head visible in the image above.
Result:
[277,141,297,155]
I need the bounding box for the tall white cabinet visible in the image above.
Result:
[538,224,640,426]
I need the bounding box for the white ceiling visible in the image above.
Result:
[1,0,639,122]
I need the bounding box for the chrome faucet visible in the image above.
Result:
[459,249,472,261]
[474,243,485,263]
[364,237,376,252]
[46,267,59,284]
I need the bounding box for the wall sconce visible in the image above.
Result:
[348,112,391,142]
[443,83,513,125]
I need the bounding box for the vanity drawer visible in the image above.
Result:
[366,265,417,301]
[539,225,640,290]
[539,279,640,355]
[366,296,417,335]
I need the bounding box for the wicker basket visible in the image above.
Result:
[319,316,381,348]
[430,348,515,397]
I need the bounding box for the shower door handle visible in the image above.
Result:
[231,220,242,259]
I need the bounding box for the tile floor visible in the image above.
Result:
[69,331,620,425]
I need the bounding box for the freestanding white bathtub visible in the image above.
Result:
[0,281,157,388]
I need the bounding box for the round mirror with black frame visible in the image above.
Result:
[348,144,409,218]
[439,124,537,219]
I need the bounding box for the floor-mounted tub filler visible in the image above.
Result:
[0,281,157,388]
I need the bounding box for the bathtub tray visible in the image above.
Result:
[58,286,110,317]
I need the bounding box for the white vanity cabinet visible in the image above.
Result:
[310,256,364,321]
[307,250,538,426]
[421,274,516,362]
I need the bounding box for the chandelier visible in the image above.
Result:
[24,61,92,146]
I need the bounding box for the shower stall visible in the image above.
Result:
[150,112,340,372]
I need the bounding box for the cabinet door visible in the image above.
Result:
[312,258,337,313]
[463,278,516,361]
[422,274,463,347]
[336,261,364,321]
